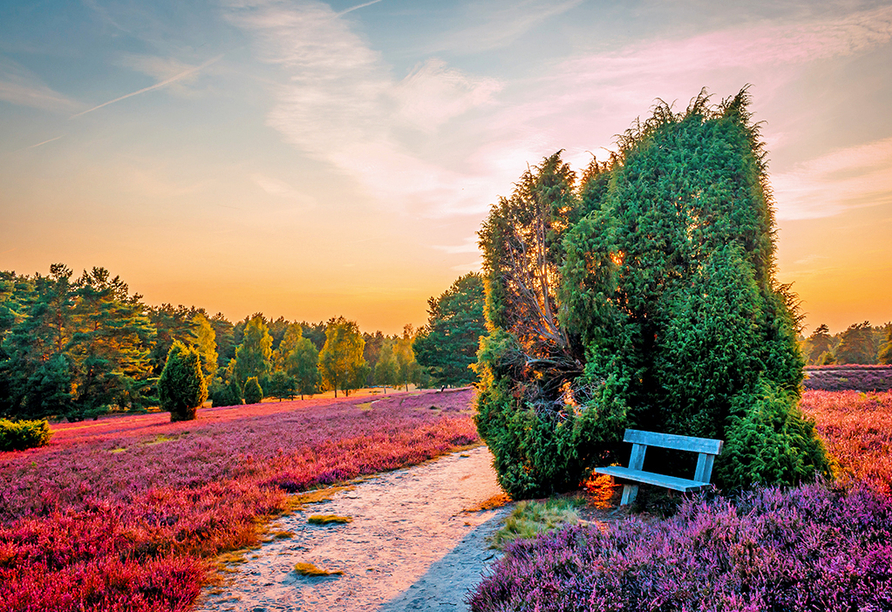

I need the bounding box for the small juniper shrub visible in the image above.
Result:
[0,418,50,452]
[243,377,263,405]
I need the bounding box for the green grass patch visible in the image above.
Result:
[294,561,343,576]
[308,514,353,525]
[491,497,584,550]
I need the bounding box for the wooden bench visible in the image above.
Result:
[594,429,723,505]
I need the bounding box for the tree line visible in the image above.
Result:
[801,322,892,365]
[0,264,486,421]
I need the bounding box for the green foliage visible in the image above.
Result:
[243,376,263,405]
[0,264,155,421]
[491,497,583,550]
[879,325,892,365]
[805,323,834,365]
[718,379,831,488]
[234,316,273,385]
[158,340,207,422]
[288,337,320,399]
[318,316,366,397]
[0,417,50,451]
[192,313,218,384]
[374,341,399,391]
[414,273,486,388]
[836,321,880,364]
[476,89,827,498]
[210,377,244,407]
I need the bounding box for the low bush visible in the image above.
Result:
[0,418,50,451]
[243,377,263,405]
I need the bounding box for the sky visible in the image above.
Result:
[1,0,890,335]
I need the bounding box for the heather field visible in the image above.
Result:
[470,390,892,612]
[0,389,478,612]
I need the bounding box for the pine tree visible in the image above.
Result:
[414,273,486,389]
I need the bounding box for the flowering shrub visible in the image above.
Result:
[470,390,892,612]
[470,484,892,611]
[0,389,477,612]
[800,389,892,495]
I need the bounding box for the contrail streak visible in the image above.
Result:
[28,135,63,149]
[70,54,224,119]
[338,0,382,16]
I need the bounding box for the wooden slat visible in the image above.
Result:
[624,429,723,455]
[594,466,711,492]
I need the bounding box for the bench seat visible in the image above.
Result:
[594,466,710,493]
[595,429,724,505]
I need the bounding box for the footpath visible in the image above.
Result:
[196,445,513,612]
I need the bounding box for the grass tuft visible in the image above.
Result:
[294,561,343,576]
[307,514,352,524]
[491,497,583,550]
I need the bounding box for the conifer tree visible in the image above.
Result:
[477,89,828,497]
[414,273,486,388]
[159,340,207,422]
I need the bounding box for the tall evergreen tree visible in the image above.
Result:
[835,321,879,364]
[414,273,486,388]
[806,324,834,365]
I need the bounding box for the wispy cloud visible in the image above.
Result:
[432,0,584,53]
[251,173,317,209]
[772,136,892,220]
[226,0,506,217]
[70,55,223,119]
[0,60,78,112]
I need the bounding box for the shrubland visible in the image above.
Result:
[0,389,477,612]
[470,390,892,612]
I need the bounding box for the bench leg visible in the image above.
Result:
[620,484,639,505]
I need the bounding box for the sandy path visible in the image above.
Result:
[196,445,512,612]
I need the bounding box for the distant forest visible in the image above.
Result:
[801,322,892,366]
[0,264,485,421]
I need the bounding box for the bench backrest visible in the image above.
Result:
[624,429,723,455]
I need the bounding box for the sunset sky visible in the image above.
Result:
[1,0,890,335]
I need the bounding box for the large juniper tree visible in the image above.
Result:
[476,89,828,498]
